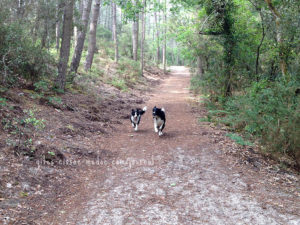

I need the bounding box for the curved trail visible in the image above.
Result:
[55,67,299,225]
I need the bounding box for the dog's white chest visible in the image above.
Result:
[154,117,164,126]
[131,115,139,123]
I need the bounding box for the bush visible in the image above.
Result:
[116,58,141,85]
[97,26,112,41]
[0,21,55,86]
[203,78,300,160]
[110,77,127,91]
[191,71,227,100]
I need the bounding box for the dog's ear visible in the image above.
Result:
[132,109,135,112]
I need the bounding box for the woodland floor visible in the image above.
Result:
[1,66,300,224]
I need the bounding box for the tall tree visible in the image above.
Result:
[17,0,25,19]
[55,0,62,51]
[140,0,146,75]
[162,0,167,73]
[132,0,139,61]
[198,0,236,96]
[70,0,93,74]
[56,0,74,90]
[154,0,161,66]
[264,0,287,77]
[112,1,119,63]
[248,0,266,79]
[85,0,101,71]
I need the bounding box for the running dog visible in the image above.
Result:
[152,106,166,136]
[130,106,147,131]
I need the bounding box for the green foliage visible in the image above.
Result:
[97,26,112,41]
[47,96,62,106]
[2,106,45,154]
[176,0,300,164]
[226,133,253,146]
[110,77,128,91]
[34,81,51,93]
[118,24,133,58]
[0,97,8,107]
[48,151,55,156]
[23,109,45,131]
[0,22,55,86]
[204,79,300,158]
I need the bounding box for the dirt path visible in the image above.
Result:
[49,66,299,225]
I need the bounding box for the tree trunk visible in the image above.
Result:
[154,1,160,66]
[74,0,84,50]
[109,1,113,34]
[223,7,235,97]
[140,0,146,76]
[41,19,48,49]
[56,0,74,90]
[255,11,265,79]
[105,4,109,29]
[132,0,139,61]
[55,2,61,51]
[264,0,287,77]
[17,0,25,19]
[85,0,101,71]
[70,0,92,74]
[112,1,119,63]
[197,56,204,77]
[162,0,167,74]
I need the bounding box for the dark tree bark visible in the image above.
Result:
[112,1,119,62]
[70,0,92,74]
[154,0,160,66]
[197,56,204,77]
[248,0,266,80]
[85,0,101,71]
[56,0,74,90]
[140,0,146,76]
[41,19,49,49]
[132,0,139,61]
[255,11,265,79]
[162,0,167,74]
[199,1,235,96]
[264,0,287,77]
[55,2,62,51]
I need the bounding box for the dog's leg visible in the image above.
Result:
[135,124,138,131]
[154,119,158,132]
[158,123,164,136]
[132,122,135,128]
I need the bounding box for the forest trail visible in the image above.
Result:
[49,67,299,225]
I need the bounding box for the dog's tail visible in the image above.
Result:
[140,106,147,115]
[161,108,165,112]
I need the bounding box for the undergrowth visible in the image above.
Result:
[195,76,300,165]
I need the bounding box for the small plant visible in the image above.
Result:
[226,133,253,146]
[48,151,55,156]
[66,124,74,131]
[2,108,46,156]
[34,80,50,93]
[20,192,28,197]
[23,109,45,130]
[110,77,127,91]
[47,96,62,105]
[199,117,211,122]
[0,97,7,107]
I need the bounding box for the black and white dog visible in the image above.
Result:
[152,106,166,136]
[130,106,147,131]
